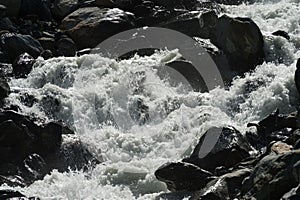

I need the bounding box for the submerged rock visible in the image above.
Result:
[155,162,213,192]
[60,7,135,49]
[210,15,264,74]
[272,30,290,40]
[46,134,101,172]
[183,126,253,173]
[12,53,35,78]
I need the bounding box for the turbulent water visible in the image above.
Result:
[1,0,300,199]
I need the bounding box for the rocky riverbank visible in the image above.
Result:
[0,0,299,199]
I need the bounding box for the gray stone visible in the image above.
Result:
[60,7,135,49]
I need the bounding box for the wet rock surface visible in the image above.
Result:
[183,126,253,172]
[60,7,135,49]
[155,110,300,199]
[0,0,297,199]
[155,162,213,192]
[0,110,100,186]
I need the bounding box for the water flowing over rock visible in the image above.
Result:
[12,53,35,78]
[60,7,135,49]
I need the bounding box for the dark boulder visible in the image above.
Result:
[272,30,290,40]
[0,110,66,164]
[183,126,253,173]
[164,60,209,92]
[55,36,77,57]
[0,17,18,32]
[60,7,135,49]
[0,189,39,199]
[247,109,299,148]
[191,168,251,200]
[160,11,210,38]
[12,53,36,78]
[209,15,264,74]
[0,189,26,199]
[38,37,56,52]
[241,150,300,200]
[155,162,213,192]
[0,110,100,186]
[0,33,43,62]
[40,50,53,60]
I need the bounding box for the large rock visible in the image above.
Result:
[241,150,300,200]
[55,36,77,57]
[60,7,135,49]
[0,33,43,62]
[155,162,213,192]
[209,15,264,74]
[0,110,100,186]
[247,109,298,149]
[183,126,253,173]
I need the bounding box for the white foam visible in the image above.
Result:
[1,0,300,199]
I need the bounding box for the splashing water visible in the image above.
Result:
[1,0,300,199]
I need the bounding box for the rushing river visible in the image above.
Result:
[1,0,300,199]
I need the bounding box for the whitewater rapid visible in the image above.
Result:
[1,0,300,199]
